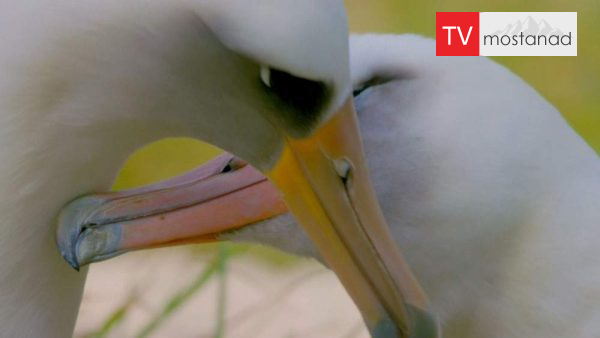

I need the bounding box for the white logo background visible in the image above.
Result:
[480,12,577,56]
[490,16,565,37]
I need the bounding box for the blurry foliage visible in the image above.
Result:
[136,244,231,338]
[188,242,306,269]
[112,138,222,190]
[87,245,232,338]
[84,299,133,338]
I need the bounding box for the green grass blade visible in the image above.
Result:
[135,246,232,338]
[85,297,134,338]
[213,244,230,338]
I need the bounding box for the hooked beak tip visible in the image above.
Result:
[58,244,81,271]
[56,226,82,271]
[55,196,105,271]
[70,261,81,272]
[56,220,82,271]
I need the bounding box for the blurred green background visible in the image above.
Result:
[114,0,598,192]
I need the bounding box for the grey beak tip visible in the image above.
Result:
[56,195,125,270]
[55,196,104,271]
[56,227,82,271]
[56,226,82,271]
[67,257,81,271]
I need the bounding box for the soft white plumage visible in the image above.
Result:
[2,1,597,335]
[0,1,352,336]
[227,34,600,337]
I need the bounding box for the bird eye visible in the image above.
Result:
[260,66,330,132]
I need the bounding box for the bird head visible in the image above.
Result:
[54,1,437,336]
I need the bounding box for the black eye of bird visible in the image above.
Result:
[260,66,330,132]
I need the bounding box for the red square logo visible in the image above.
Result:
[436,12,480,56]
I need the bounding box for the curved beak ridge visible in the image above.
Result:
[267,99,437,337]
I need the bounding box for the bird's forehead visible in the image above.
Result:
[192,0,351,109]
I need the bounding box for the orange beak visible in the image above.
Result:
[56,99,439,337]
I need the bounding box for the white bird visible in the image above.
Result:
[1,2,434,337]
[66,34,600,337]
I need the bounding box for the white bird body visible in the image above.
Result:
[353,35,600,337]
[228,35,600,337]
[2,1,596,335]
[2,1,374,337]
[0,3,191,335]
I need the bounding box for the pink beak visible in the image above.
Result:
[56,153,287,269]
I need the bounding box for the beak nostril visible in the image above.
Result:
[221,163,233,173]
[81,222,96,233]
[333,158,352,185]
[221,157,248,174]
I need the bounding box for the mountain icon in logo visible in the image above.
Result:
[491,16,565,36]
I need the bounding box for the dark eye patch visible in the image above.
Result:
[264,68,330,134]
[353,75,394,97]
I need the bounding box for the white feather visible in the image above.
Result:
[0,1,349,336]
[230,34,600,337]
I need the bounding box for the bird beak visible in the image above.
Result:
[56,99,439,337]
[267,99,437,337]
[55,153,287,269]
